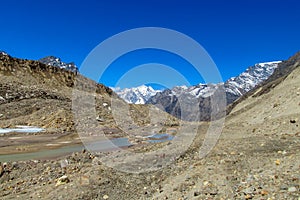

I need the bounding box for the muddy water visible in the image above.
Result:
[0,137,131,162]
[0,133,174,162]
[147,133,174,143]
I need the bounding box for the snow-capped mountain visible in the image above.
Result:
[149,61,281,104]
[113,85,160,104]
[170,83,222,98]
[115,61,281,109]
[0,51,8,56]
[38,56,78,72]
[146,61,281,121]
[225,61,281,97]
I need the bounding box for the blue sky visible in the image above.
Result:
[0,0,300,89]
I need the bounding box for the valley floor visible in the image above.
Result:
[0,117,299,199]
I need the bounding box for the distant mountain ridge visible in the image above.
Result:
[115,61,281,106]
[38,56,78,73]
[115,61,281,121]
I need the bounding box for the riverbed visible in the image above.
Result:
[0,131,174,162]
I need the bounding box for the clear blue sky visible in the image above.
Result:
[1,0,299,89]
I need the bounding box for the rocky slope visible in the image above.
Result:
[0,53,113,133]
[0,52,299,199]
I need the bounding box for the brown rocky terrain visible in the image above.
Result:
[0,53,114,155]
[0,53,178,155]
[0,53,112,131]
[0,52,299,199]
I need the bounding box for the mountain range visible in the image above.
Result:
[1,51,282,121]
[115,61,281,120]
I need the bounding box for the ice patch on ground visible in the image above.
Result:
[0,126,45,134]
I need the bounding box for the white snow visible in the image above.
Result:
[0,126,45,134]
[225,61,281,96]
[113,85,161,104]
[257,61,282,66]
[0,51,8,56]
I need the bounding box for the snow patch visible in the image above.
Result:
[0,126,45,134]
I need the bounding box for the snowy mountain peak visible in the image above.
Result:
[0,51,8,56]
[257,61,282,67]
[38,56,78,73]
[225,61,281,97]
[113,85,160,104]
[135,85,156,95]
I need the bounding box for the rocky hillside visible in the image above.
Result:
[0,53,114,133]
[150,51,300,200]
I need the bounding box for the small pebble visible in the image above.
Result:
[260,190,268,195]
[280,185,288,190]
[288,186,297,192]
[55,175,69,186]
[203,181,209,186]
